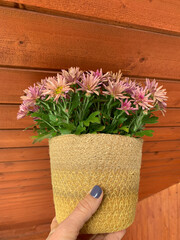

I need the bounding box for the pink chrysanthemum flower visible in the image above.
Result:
[37,78,48,90]
[108,70,123,82]
[36,78,49,100]
[88,68,110,82]
[145,78,168,115]
[103,80,129,100]
[17,104,29,120]
[158,101,167,116]
[131,86,154,110]
[145,78,168,103]
[42,74,73,103]
[61,67,83,84]
[20,83,42,106]
[145,78,158,94]
[117,99,138,115]
[122,77,142,95]
[17,103,39,120]
[76,73,101,96]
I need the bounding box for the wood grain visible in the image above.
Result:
[0,147,49,161]
[168,184,178,239]
[0,188,54,230]
[0,7,180,79]
[0,68,56,104]
[123,183,180,240]
[0,160,50,173]
[0,224,50,239]
[0,170,51,189]
[1,0,180,35]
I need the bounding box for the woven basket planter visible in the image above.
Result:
[49,133,143,234]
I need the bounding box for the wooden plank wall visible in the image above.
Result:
[124,183,180,240]
[0,1,180,239]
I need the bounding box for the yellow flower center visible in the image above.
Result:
[55,86,63,94]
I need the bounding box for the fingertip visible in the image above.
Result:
[89,185,103,199]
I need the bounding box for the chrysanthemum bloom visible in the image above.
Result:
[117,99,138,115]
[145,78,158,94]
[17,102,39,120]
[122,77,142,95]
[20,83,42,107]
[61,67,83,84]
[76,73,101,96]
[108,70,123,82]
[88,68,110,82]
[42,73,73,104]
[103,80,129,100]
[157,101,167,116]
[131,86,154,110]
[36,78,49,100]
[145,78,168,104]
[145,78,168,115]
[17,103,29,120]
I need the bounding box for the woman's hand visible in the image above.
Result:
[47,185,126,240]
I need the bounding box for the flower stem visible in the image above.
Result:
[107,97,114,116]
[81,95,90,120]
[41,118,57,132]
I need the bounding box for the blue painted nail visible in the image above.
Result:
[90,185,102,198]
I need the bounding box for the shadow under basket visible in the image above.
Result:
[48,133,143,234]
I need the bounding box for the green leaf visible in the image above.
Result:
[119,125,129,133]
[60,122,76,131]
[134,129,154,137]
[125,134,131,137]
[59,128,71,135]
[30,112,41,117]
[49,114,59,123]
[83,111,101,126]
[37,100,51,110]
[142,115,159,124]
[111,101,120,108]
[112,129,118,133]
[118,116,127,124]
[75,122,86,135]
[90,125,105,133]
[31,112,49,121]
[31,133,52,144]
[23,124,35,131]
[70,93,80,112]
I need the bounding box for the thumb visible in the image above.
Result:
[56,185,103,238]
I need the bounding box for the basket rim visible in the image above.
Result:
[48,133,144,144]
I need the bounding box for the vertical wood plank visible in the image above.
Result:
[147,194,156,240]
[178,183,180,239]
[140,200,148,240]
[123,184,179,240]
[160,187,169,240]
[169,184,178,240]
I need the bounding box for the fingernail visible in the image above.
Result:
[90,185,102,198]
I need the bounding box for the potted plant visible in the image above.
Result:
[17,67,168,234]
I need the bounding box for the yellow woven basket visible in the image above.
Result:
[49,133,143,234]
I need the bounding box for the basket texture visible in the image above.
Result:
[49,133,143,234]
